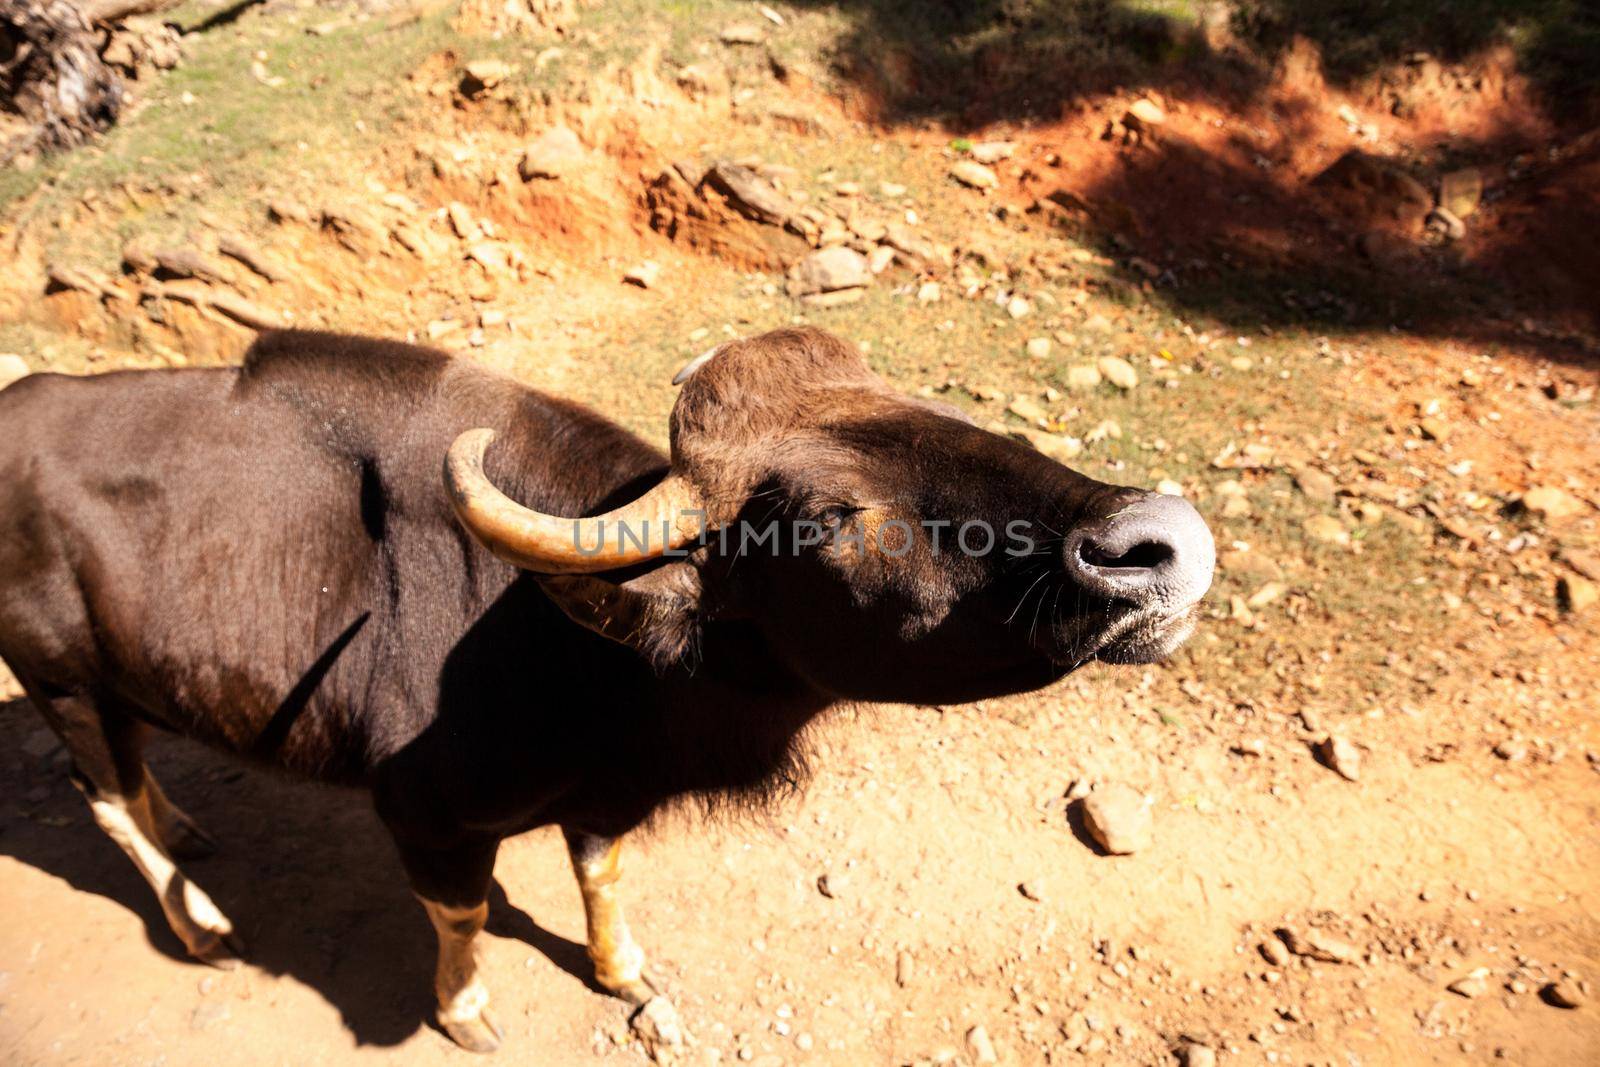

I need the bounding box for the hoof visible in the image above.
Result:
[630,995,686,1060]
[442,1008,503,1054]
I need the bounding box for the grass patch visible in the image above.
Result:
[0,6,458,249]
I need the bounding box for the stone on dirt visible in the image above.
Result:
[623,261,661,288]
[791,247,871,295]
[1303,515,1350,546]
[629,995,686,1055]
[950,161,998,190]
[1065,364,1102,391]
[1559,575,1598,614]
[1316,734,1361,781]
[461,59,513,94]
[969,141,1015,164]
[705,161,797,227]
[518,126,585,181]
[267,198,313,225]
[1025,337,1052,359]
[1259,937,1290,967]
[1097,356,1138,390]
[1494,737,1528,762]
[153,248,230,284]
[1123,98,1166,130]
[1179,1044,1217,1067]
[1080,783,1152,855]
[965,1024,998,1064]
[1544,979,1587,1009]
[1294,467,1337,504]
[1522,486,1584,520]
[1448,970,1491,998]
[1279,927,1359,964]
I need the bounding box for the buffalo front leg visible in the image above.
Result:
[398,837,504,1053]
[563,828,686,1053]
[31,690,240,967]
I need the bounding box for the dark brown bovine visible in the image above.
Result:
[0,327,1213,1053]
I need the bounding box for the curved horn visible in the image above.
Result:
[444,429,709,574]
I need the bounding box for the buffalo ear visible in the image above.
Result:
[537,562,702,672]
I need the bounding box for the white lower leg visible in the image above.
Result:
[86,787,237,961]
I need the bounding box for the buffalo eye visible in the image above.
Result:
[813,504,861,530]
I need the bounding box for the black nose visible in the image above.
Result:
[1064,493,1215,611]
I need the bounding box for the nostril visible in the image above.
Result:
[1079,537,1174,572]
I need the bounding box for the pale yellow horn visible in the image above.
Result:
[443,428,708,574]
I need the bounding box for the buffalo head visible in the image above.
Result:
[445,327,1213,703]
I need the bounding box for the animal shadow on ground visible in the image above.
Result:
[0,695,595,1047]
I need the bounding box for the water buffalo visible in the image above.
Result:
[0,326,1213,1052]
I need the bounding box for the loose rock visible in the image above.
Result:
[623,261,661,288]
[1180,1045,1218,1067]
[705,161,797,226]
[1303,515,1350,546]
[965,1025,998,1064]
[791,247,871,295]
[1316,734,1361,781]
[461,59,513,94]
[518,126,585,181]
[1494,738,1529,762]
[1123,98,1166,131]
[1279,927,1359,964]
[1544,979,1587,1009]
[1559,575,1598,614]
[1448,970,1491,998]
[969,141,1015,164]
[1097,356,1138,390]
[1065,364,1102,391]
[950,161,999,190]
[1522,486,1584,520]
[1294,467,1337,504]
[1080,783,1152,855]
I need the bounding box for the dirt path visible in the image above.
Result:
[2,675,1596,1065]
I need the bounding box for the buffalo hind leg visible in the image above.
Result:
[144,771,219,860]
[563,828,686,1052]
[31,689,240,966]
[398,837,504,1053]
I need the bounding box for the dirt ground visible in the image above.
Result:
[1,2,1598,1064]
